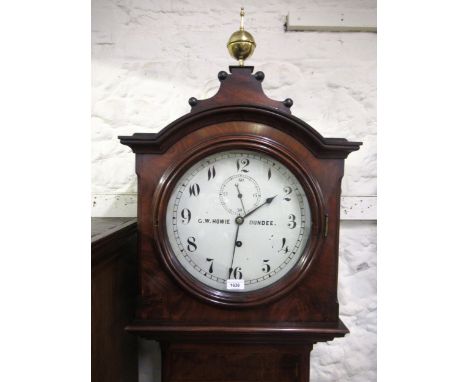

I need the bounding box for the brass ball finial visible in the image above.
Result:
[227,7,256,66]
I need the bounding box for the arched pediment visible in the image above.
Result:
[119,67,361,159]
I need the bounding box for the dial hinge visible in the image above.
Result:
[323,214,329,238]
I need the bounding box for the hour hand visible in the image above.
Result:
[243,195,277,218]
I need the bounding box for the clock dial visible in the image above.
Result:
[165,150,312,292]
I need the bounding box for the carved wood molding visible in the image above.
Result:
[119,107,361,159]
[188,66,292,114]
[126,319,349,344]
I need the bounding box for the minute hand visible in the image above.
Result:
[243,195,277,219]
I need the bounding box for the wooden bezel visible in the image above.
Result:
[152,131,326,308]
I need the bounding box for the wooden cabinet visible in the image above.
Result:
[91,218,138,382]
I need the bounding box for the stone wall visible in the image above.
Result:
[91,0,376,381]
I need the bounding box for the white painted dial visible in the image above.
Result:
[165,150,312,292]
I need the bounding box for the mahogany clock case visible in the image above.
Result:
[119,66,361,335]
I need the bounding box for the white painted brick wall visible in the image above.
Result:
[311,221,377,382]
[92,0,376,380]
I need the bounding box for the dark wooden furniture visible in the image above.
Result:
[119,66,361,381]
[91,218,138,382]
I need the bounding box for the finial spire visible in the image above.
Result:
[240,7,245,30]
[227,8,256,66]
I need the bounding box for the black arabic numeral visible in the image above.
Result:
[262,260,271,273]
[278,238,289,254]
[232,267,243,279]
[283,186,292,201]
[206,258,214,273]
[188,183,200,197]
[187,236,197,252]
[207,166,216,181]
[231,267,242,280]
[236,158,250,173]
[267,167,272,180]
[181,208,191,224]
[287,214,296,229]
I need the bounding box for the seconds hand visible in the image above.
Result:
[235,183,246,215]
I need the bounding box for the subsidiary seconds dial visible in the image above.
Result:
[165,150,312,292]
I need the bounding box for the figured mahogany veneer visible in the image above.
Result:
[119,66,361,382]
[161,343,313,382]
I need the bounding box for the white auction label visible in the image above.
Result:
[226,279,245,290]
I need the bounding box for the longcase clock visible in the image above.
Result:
[119,9,361,382]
